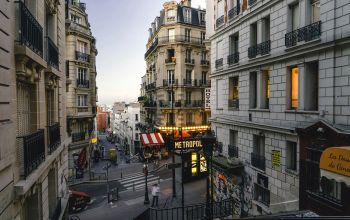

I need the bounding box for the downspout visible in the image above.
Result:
[332,0,336,125]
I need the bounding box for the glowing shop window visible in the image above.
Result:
[200,154,207,172]
[191,152,197,176]
[291,67,298,109]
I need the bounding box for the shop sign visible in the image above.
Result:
[205,88,211,109]
[271,150,281,169]
[320,147,350,177]
[174,139,202,150]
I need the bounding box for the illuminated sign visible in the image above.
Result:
[174,139,202,150]
[320,146,350,177]
[205,88,211,109]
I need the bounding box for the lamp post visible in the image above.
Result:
[171,77,177,199]
[104,162,111,204]
[201,130,216,220]
[143,161,150,204]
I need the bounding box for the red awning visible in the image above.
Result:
[140,133,164,147]
[70,190,90,198]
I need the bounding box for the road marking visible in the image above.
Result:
[123,176,159,187]
[126,179,160,191]
[124,196,144,206]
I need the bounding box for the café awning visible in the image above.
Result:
[320,146,350,186]
[140,133,164,147]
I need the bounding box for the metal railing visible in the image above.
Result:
[199,80,211,87]
[185,58,195,65]
[228,99,239,108]
[248,40,271,59]
[144,101,157,108]
[72,132,86,143]
[159,100,171,108]
[17,130,45,178]
[76,79,89,88]
[254,183,270,206]
[184,100,204,108]
[158,35,205,45]
[251,152,266,170]
[145,38,159,58]
[48,123,61,154]
[200,60,209,66]
[162,79,178,87]
[285,21,322,47]
[228,6,240,20]
[249,0,257,6]
[146,82,156,91]
[216,15,224,28]
[75,51,90,62]
[165,58,176,64]
[215,58,223,69]
[228,145,239,158]
[227,52,239,65]
[183,79,198,86]
[46,37,59,69]
[17,1,43,57]
[50,197,62,220]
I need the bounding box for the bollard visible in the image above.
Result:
[133,181,135,191]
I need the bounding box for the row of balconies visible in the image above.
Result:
[67,107,97,116]
[158,100,204,108]
[164,58,210,66]
[17,123,61,178]
[145,79,211,91]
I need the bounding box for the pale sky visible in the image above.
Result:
[84,0,206,105]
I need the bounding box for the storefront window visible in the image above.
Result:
[320,177,342,201]
[200,154,207,172]
[191,152,197,176]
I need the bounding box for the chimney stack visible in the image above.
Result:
[181,0,191,7]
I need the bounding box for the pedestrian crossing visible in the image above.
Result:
[119,172,160,191]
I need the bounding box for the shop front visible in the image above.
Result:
[140,133,166,161]
[175,150,208,183]
[297,121,350,216]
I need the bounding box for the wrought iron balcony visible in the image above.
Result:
[228,6,240,20]
[185,58,195,65]
[144,100,157,108]
[216,15,224,28]
[254,183,270,206]
[285,21,322,48]
[184,100,204,107]
[145,38,158,58]
[228,99,239,108]
[48,123,61,154]
[17,130,45,177]
[76,79,89,88]
[251,152,266,170]
[163,79,178,87]
[158,35,204,45]
[199,79,211,87]
[228,145,239,158]
[183,79,198,87]
[165,58,176,64]
[17,1,43,57]
[249,0,257,6]
[145,82,156,91]
[248,40,271,59]
[159,100,171,108]
[227,52,239,65]
[46,37,59,69]
[200,60,210,66]
[72,132,86,143]
[215,58,223,69]
[75,51,90,62]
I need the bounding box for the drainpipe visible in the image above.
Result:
[332,0,336,125]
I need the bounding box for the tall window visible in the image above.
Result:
[216,40,223,60]
[77,95,88,107]
[186,70,192,81]
[201,51,207,61]
[286,141,297,171]
[70,14,81,24]
[262,70,270,109]
[77,40,87,53]
[77,68,87,81]
[186,113,193,125]
[186,91,192,104]
[168,91,175,103]
[185,29,191,42]
[167,49,175,61]
[262,16,270,42]
[304,62,318,111]
[291,3,300,31]
[201,72,207,84]
[217,0,224,17]
[135,114,139,121]
[184,8,191,23]
[185,49,192,60]
[167,9,175,18]
[253,135,265,157]
[167,70,175,84]
[291,67,299,109]
[229,130,238,157]
[167,113,174,125]
[200,12,205,24]
[249,72,257,109]
[168,29,175,41]
[229,34,239,55]
[311,0,320,23]
[229,76,239,108]
[250,22,257,47]
[201,32,206,44]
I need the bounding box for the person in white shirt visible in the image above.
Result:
[151,183,160,207]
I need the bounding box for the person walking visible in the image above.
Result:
[151,183,160,207]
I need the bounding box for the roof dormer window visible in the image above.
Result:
[184,8,191,23]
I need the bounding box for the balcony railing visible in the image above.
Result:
[163,79,178,87]
[184,100,204,108]
[248,40,271,59]
[159,100,171,108]
[17,130,45,177]
[228,145,239,158]
[183,79,198,86]
[185,58,195,65]
[228,6,240,20]
[76,79,89,88]
[227,52,239,65]
[75,51,90,62]
[158,35,205,45]
[145,82,156,91]
[48,123,61,154]
[285,21,322,47]
[17,1,43,57]
[228,99,239,108]
[199,79,211,87]
[249,0,257,6]
[144,101,157,108]
[165,58,176,64]
[72,132,86,143]
[50,197,62,220]
[67,0,86,11]
[145,38,158,58]
[200,60,210,66]
[215,58,223,69]
[216,15,224,28]
[254,183,270,206]
[46,37,59,69]
[251,152,266,170]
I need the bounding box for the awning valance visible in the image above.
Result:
[320,146,350,186]
[140,133,164,147]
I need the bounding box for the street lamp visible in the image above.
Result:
[201,130,216,220]
[143,161,150,204]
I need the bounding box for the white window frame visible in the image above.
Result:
[183,8,191,23]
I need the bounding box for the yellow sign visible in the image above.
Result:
[272,150,281,169]
[320,146,350,177]
[174,139,202,150]
[90,138,97,144]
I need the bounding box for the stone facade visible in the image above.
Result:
[207,0,350,216]
[65,0,98,179]
[0,0,69,219]
[140,0,211,131]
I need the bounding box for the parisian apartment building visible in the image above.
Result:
[139,0,211,133]
[206,0,350,217]
[0,0,69,219]
[65,0,98,179]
